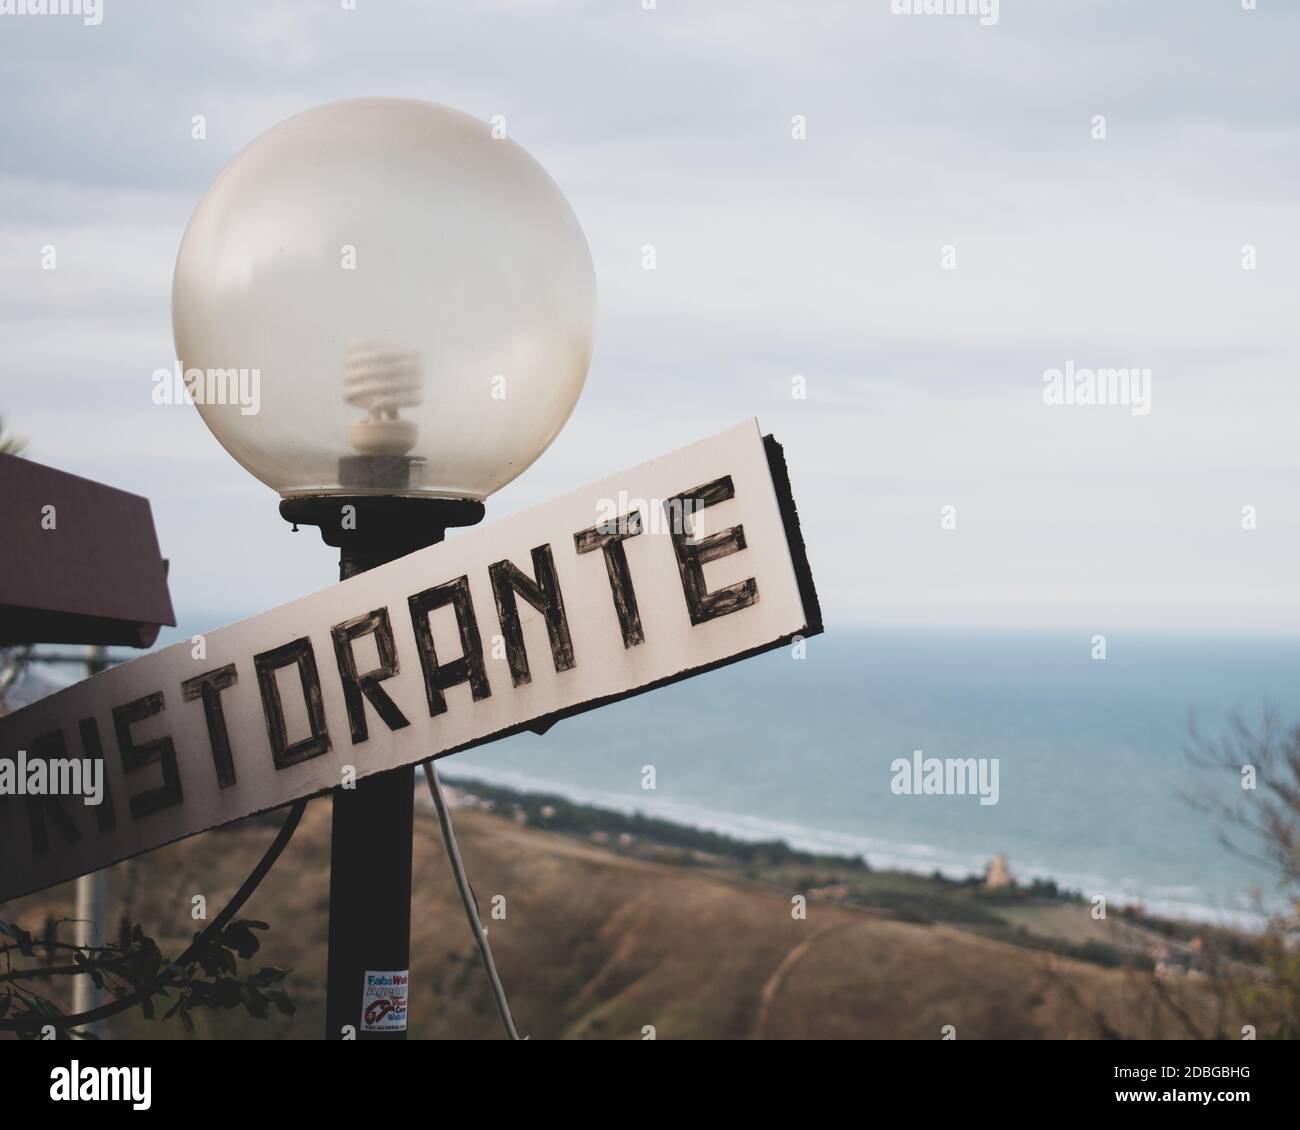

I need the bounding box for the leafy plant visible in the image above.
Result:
[0,916,294,1039]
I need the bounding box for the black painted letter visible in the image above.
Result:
[574,510,645,648]
[112,692,184,820]
[181,664,239,787]
[26,730,83,853]
[408,577,491,717]
[331,608,411,743]
[78,717,116,832]
[665,476,758,625]
[254,638,332,769]
[489,545,575,688]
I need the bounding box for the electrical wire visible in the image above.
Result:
[422,759,522,1041]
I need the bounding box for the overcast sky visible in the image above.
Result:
[2,0,1298,641]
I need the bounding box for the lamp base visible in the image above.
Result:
[280,495,485,579]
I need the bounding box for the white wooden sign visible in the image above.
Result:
[0,420,821,903]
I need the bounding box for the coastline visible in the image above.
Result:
[437,764,1266,931]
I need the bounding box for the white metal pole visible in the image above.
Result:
[73,644,109,1035]
[72,871,105,1031]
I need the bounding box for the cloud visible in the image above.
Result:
[1,0,1297,636]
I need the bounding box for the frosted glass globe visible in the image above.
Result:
[172,98,596,500]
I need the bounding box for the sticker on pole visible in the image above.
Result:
[361,970,409,1032]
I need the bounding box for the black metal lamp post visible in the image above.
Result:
[172,97,596,1040]
[282,495,482,1039]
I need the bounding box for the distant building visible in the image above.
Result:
[984,853,1014,889]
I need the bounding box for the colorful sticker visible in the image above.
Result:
[360,970,409,1032]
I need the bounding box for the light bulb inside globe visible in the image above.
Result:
[343,340,422,459]
[172,97,596,502]
[338,339,424,493]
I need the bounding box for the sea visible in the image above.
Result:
[442,628,1300,927]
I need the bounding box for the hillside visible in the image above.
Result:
[4,793,1233,1040]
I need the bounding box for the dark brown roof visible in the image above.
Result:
[0,453,176,647]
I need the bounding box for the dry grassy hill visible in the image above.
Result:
[4,796,1231,1040]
